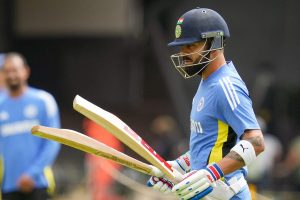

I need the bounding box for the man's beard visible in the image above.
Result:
[183,63,207,77]
[7,82,22,92]
[182,55,210,77]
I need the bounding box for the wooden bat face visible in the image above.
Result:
[73,95,182,181]
[31,125,163,177]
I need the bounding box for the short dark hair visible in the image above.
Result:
[5,52,29,67]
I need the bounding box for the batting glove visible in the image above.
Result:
[172,163,224,200]
[147,152,191,194]
[147,176,174,194]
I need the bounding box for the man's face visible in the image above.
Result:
[3,57,29,91]
[180,41,208,65]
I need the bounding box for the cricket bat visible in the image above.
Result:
[73,95,183,182]
[73,96,213,200]
[31,125,163,177]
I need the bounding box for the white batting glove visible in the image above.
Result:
[147,176,174,194]
[173,151,191,174]
[172,163,224,200]
[147,152,191,194]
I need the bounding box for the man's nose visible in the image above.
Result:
[6,71,15,77]
[180,47,190,55]
[181,46,186,52]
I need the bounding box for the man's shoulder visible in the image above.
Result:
[213,63,247,93]
[207,75,245,95]
[207,62,243,85]
[210,70,249,109]
[27,87,56,101]
[0,90,8,104]
[27,87,57,107]
[27,87,58,116]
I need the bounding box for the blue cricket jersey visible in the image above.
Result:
[0,87,61,193]
[0,89,6,104]
[190,61,260,181]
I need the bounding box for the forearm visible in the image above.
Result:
[26,141,60,178]
[217,153,245,175]
[217,130,265,175]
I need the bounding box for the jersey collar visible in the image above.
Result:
[202,61,233,83]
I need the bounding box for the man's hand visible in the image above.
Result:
[147,152,191,194]
[146,160,184,194]
[172,163,223,200]
[17,174,35,193]
[147,176,174,194]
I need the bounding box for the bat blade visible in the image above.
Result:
[31,125,163,177]
[73,95,182,181]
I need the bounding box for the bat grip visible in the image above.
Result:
[147,177,213,200]
[189,186,213,200]
[147,177,173,189]
[147,167,184,187]
[146,176,157,187]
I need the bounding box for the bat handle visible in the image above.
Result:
[146,176,161,187]
[147,176,174,189]
[149,165,164,178]
[189,186,213,200]
[172,168,185,183]
[147,167,184,187]
[147,173,213,200]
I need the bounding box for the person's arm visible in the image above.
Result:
[25,91,61,179]
[213,77,265,175]
[147,151,191,193]
[18,139,60,192]
[25,141,60,179]
[217,129,264,174]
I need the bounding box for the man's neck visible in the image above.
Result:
[201,54,226,80]
[9,85,28,98]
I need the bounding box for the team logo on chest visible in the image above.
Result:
[24,104,38,118]
[197,97,205,112]
[0,111,9,121]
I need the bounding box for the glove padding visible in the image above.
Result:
[172,170,214,200]
[147,176,174,194]
[172,163,224,200]
[147,160,185,193]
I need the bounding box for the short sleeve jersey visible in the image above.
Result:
[0,87,60,192]
[189,61,260,180]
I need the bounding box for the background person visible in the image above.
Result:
[0,52,61,200]
[0,53,6,101]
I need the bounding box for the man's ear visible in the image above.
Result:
[210,48,224,59]
[209,50,218,59]
[25,65,31,80]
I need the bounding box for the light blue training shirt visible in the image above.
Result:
[189,61,260,181]
[0,87,61,193]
